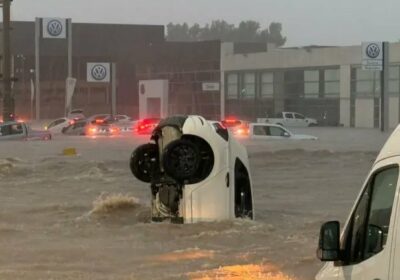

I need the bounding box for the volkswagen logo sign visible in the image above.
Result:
[366,43,381,59]
[47,19,63,37]
[91,64,108,81]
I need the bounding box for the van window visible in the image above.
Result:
[341,166,398,265]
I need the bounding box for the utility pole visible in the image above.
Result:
[1,0,14,121]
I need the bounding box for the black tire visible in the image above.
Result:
[130,143,159,183]
[162,139,201,181]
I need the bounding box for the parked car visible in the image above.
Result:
[221,117,250,136]
[134,118,160,135]
[249,123,317,140]
[316,125,400,280]
[0,121,51,141]
[130,115,254,223]
[45,118,73,134]
[257,112,318,127]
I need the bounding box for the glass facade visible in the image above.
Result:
[324,69,340,97]
[242,73,256,99]
[304,70,319,98]
[389,65,400,95]
[227,73,238,99]
[261,72,274,98]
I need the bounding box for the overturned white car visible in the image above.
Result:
[130,115,254,224]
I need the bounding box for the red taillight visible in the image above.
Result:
[69,120,75,125]
[95,119,104,124]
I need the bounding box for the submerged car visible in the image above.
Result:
[134,118,160,135]
[221,117,250,136]
[61,120,87,136]
[85,122,120,136]
[45,118,74,134]
[0,121,51,141]
[249,123,318,140]
[130,115,254,224]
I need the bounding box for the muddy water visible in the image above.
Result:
[0,128,385,279]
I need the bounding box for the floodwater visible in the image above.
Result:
[0,127,391,279]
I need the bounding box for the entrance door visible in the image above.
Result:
[147,98,161,118]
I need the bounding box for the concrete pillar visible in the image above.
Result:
[389,96,399,128]
[339,65,351,127]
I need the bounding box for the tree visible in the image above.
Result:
[166,20,287,47]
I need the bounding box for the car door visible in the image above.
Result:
[250,124,269,139]
[335,158,400,280]
[284,112,295,126]
[294,113,307,127]
[0,123,25,140]
[268,126,290,139]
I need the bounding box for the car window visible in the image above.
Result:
[0,124,12,136]
[11,124,23,135]
[253,125,268,136]
[341,166,399,265]
[48,119,65,129]
[269,126,286,136]
[294,113,305,119]
[285,113,293,119]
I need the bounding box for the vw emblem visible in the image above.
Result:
[366,43,381,59]
[91,65,107,81]
[47,19,63,37]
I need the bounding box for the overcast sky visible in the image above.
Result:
[10,0,400,47]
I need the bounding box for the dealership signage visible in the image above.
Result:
[362,42,383,71]
[87,63,111,83]
[42,18,67,39]
[202,82,220,92]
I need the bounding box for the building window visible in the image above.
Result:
[389,66,400,95]
[261,72,274,98]
[354,68,380,97]
[304,70,319,98]
[242,73,256,99]
[324,69,339,98]
[227,73,238,99]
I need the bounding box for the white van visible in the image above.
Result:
[316,126,400,280]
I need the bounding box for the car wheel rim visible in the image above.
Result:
[169,145,197,176]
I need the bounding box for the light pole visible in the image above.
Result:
[29,69,35,120]
[1,0,14,121]
[16,54,27,103]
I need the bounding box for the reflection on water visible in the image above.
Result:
[188,263,296,280]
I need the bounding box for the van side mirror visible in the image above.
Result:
[317,221,341,261]
[366,224,384,254]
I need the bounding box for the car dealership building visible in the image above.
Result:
[221,42,400,128]
[2,20,400,128]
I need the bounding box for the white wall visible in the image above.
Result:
[138,80,169,119]
[355,98,374,128]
